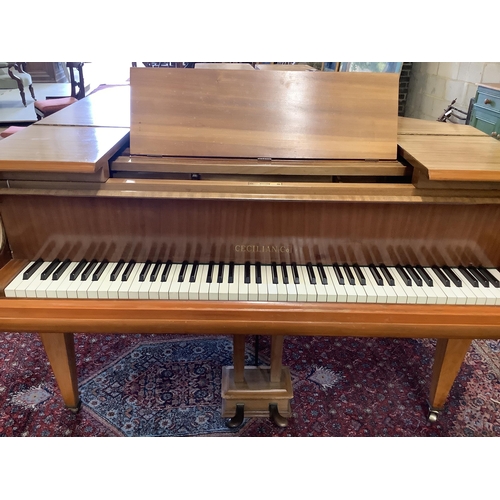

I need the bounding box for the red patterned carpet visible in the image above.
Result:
[0,331,499,436]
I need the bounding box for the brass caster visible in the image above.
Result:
[428,409,440,423]
[269,403,288,428]
[68,400,81,414]
[226,403,245,428]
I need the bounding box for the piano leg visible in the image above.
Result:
[222,335,293,428]
[39,332,81,412]
[427,338,472,422]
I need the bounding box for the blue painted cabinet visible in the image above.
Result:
[470,83,500,139]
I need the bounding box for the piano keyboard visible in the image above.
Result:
[5,259,500,305]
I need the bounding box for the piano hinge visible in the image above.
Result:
[257,157,272,161]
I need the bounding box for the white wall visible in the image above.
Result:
[405,62,500,121]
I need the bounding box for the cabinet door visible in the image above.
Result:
[470,105,498,136]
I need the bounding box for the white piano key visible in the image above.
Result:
[4,261,39,298]
[48,262,81,299]
[218,264,230,301]
[297,265,316,302]
[485,269,500,305]
[138,265,155,299]
[265,265,278,302]
[160,263,181,300]
[322,267,341,303]
[312,266,328,303]
[117,264,141,299]
[227,265,240,301]
[389,267,413,304]
[285,265,299,302]
[427,268,457,305]
[148,263,172,300]
[208,264,220,301]
[275,265,288,302]
[126,264,148,300]
[257,265,269,302]
[179,263,196,300]
[198,264,212,301]
[188,264,205,300]
[459,275,487,305]
[236,265,248,301]
[362,267,387,304]
[247,265,259,301]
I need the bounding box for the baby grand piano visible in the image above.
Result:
[1,68,500,428]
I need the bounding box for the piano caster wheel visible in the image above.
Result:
[428,409,440,423]
[226,403,245,429]
[269,403,288,428]
[68,400,82,414]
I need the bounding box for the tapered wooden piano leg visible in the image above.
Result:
[39,332,80,412]
[270,335,284,383]
[428,338,472,422]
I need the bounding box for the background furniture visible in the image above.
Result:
[469,83,500,140]
[0,63,36,107]
[34,63,85,120]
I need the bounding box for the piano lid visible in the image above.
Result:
[130,68,399,161]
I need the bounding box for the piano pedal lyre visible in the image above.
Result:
[222,335,293,428]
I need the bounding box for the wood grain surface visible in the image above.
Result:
[398,135,500,181]
[0,126,129,174]
[195,63,254,70]
[2,194,500,267]
[398,117,488,136]
[130,68,399,160]
[33,86,130,128]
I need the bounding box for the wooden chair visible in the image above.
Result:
[34,62,85,120]
[0,63,36,107]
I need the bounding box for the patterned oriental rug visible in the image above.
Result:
[0,332,499,437]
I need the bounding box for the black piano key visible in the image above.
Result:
[477,267,500,288]
[217,262,225,283]
[379,264,395,286]
[93,260,109,281]
[291,263,300,284]
[332,263,345,285]
[405,265,422,286]
[467,266,489,288]
[458,266,478,288]
[228,262,235,284]
[368,264,383,286]
[206,261,215,284]
[23,258,44,280]
[150,261,162,282]
[306,262,316,285]
[81,259,98,281]
[255,262,262,284]
[271,262,279,284]
[244,262,251,284]
[352,264,366,285]
[52,259,71,280]
[415,265,433,287]
[281,263,289,285]
[177,261,188,283]
[139,260,152,282]
[189,261,199,283]
[110,260,125,281]
[342,264,355,285]
[41,259,60,280]
[396,265,412,286]
[121,261,136,282]
[317,263,328,285]
[442,266,462,287]
[432,266,450,287]
[161,260,172,282]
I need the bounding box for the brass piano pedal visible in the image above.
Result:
[226,403,245,429]
[269,403,288,428]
